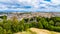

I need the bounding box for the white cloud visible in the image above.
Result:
[0,0,60,12]
[51,0,60,5]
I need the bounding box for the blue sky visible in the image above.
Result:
[0,0,60,12]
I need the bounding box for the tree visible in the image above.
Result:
[24,23,29,31]
[23,18,29,23]
[55,17,60,22]
[37,21,43,29]
[19,19,25,31]
[0,26,4,34]
[40,18,48,29]
[36,17,41,22]
[0,22,3,27]
[31,22,37,28]
[7,30,13,34]
[19,19,25,25]
[3,23,11,31]
[12,16,18,25]
[19,25,24,32]
[3,15,7,19]
[49,20,54,25]
[3,15,7,23]
[0,15,7,19]
[55,22,60,26]
[3,29,7,34]
[12,19,25,32]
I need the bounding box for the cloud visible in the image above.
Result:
[51,0,60,5]
[0,0,60,12]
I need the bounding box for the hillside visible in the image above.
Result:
[14,28,60,34]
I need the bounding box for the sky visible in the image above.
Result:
[0,0,60,12]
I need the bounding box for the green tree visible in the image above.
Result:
[19,19,25,31]
[19,19,25,25]
[0,22,3,27]
[49,20,54,25]
[55,22,60,26]
[3,23,11,31]
[0,26,4,34]
[3,15,7,23]
[24,23,29,31]
[37,21,43,29]
[12,24,17,32]
[31,22,37,28]
[55,17,60,22]
[40,17,48,29]
[19,25,24,32]
[36,17,41,22]
[3,15,7,19]
[7,30,13,34]
[3,29,7,34]
[12,16,18,25]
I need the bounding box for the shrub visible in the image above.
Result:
[49,20,54,25]
[24,23,29,31]
[55,22,60,26]
[4,29,13,34]
[3,23,12,30]
[40,17,49,29]
[3,29,7,34]
[48,25,60,32]
[31,22,37,28]
[0,16,60,34]
[0,26,4,34]
[0,15,7,19]
[37,21,43,29]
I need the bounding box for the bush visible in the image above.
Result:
[37,21,43,29]
[7,30,13,34]
[24,23,29,31]
[31,22,37,28]
[0,16,60,34]
[3,29,7,34]
[0,22,3,27]
[49,20,54,25]
[55,22,60,26]
[3,23,11,31]
[54,17,60,22]
[0,26,4,34]
[12,24,21,32]
[48,25,60,32]
[0,15,7,19]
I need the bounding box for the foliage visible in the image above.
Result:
[0,15,7,19]
[24,23,29,31]
[0,26,4,34]
[49,20,54,25]
[0,16,60,34]
[37,21,43,29]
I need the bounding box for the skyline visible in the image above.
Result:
[0,0,60,12]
